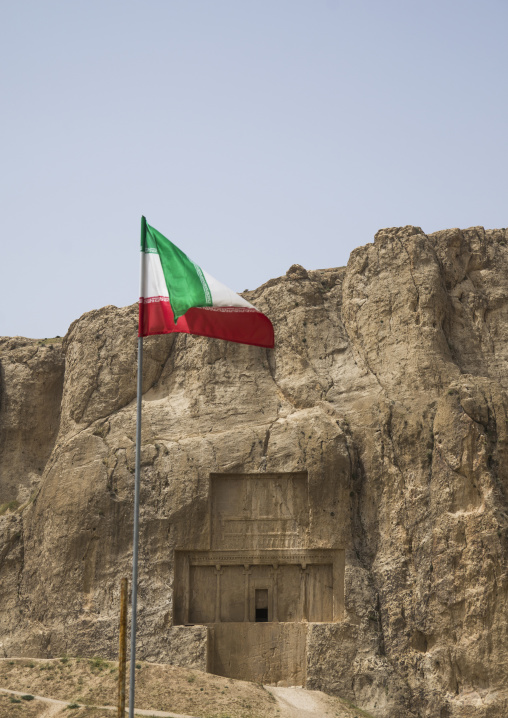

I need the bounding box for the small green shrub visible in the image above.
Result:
[21,695,35,701]
[9,697,21,703]
[89,656,109,671]
[66,703,80,709]
[0,500,19,516]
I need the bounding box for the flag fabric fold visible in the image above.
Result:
[138,219,274,348]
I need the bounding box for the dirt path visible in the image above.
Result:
[0,687,198,718]
[265,686,364,718]
[36,701,62,718]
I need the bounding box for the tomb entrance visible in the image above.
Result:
[174,472,344,684]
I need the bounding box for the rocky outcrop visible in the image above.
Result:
[1,226,508,717]
[0,337,64,504]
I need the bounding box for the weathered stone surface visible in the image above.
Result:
[0,337,64,503]
[1,226,508,717]
[162,625,209,670]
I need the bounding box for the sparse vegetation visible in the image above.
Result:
[0,500,20,516]
[0,657,360,717]
[38,337,63,346]
[88,657,109,672]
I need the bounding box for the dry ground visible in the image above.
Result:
[0,658,373,718]
[0,692,116,718]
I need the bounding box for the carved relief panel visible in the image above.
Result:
[174,473,344,626]
[210,472,309,549]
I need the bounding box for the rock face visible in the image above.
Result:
[1,225,508,717]
[0,337,64,504]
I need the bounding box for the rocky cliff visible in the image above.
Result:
[1,225,508,718]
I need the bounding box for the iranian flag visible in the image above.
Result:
[138,218,274,348]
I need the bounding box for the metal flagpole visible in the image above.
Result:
[117,577,128,717]
[128,216,146,718]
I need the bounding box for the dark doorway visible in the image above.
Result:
[255,589,269,622]
[256,607,268,621]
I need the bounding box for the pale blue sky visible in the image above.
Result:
[2,0,507,338]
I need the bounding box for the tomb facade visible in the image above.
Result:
[173,472,345,684]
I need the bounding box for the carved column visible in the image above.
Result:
[183,555,190,624]
[270,564,280,622]
[242,564,251,621]
[214,565,223,623]
[300,563,309,622]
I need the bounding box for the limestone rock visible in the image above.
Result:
[1,226,508,717]
[0,337,64,503]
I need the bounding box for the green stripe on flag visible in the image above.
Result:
[142,222,158,253]
[145,223,212,321]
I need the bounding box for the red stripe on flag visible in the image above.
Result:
[138,298,274,348]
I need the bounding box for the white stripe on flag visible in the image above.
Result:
[141,252,169,299]
[202,269,254,309]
